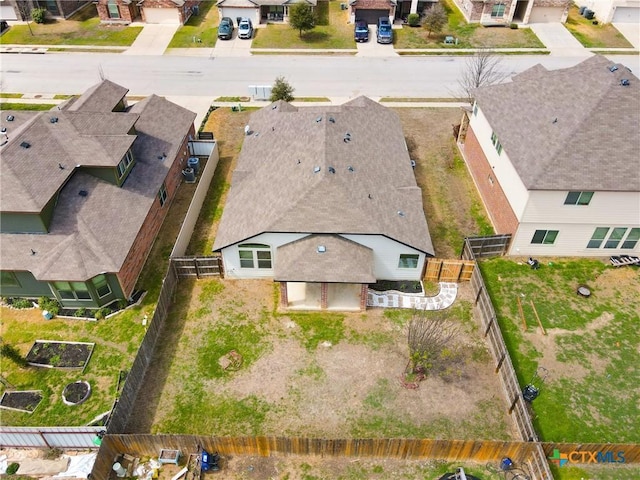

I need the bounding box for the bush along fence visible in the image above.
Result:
[461,238,552,479]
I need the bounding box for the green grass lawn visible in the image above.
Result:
[167,0,219,48]
[395,0,544,49]
[252,0,354,49]
[0,102,57,110]
[564,5,632,48]
[0,6,141,46]
[478,258,639,447]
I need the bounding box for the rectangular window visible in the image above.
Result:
[491,3,506,17]
[473,103,478,116]
[604,227,627,249]
[398,254,419,269]
[158,182,168,207]
[117,150,134,179]
[587,227,609,248]
[0,271,20,288]
[531,230,558,245]
[564,191,594,205]
[238,243,272,269]
[92,274,112,298]
[53,281,91,300]
[108,0,120,19]
[622,228,640,249]
[491,131,503,154]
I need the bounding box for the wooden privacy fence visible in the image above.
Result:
[424,258,475,282]
[461,239,552,479]
[464,234,512,258]
[172,256,222,278]
[105,265,178,434]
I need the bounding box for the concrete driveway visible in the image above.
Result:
[528,23,591,57]
[614,23,640,49]
[355,25,398,57]
[123,24,179,56]
[213,30,253,57]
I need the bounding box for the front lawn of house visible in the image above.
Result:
[167,1,219,48]
[564,4,632,48]
[395,0,544,49]
[252,0,354,49]
[0,6,141,46]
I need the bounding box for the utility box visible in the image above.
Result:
[248,85,272,101]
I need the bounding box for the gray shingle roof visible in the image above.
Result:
[275,234,375,283]
[66,79,129,112]
[213,97,434,255]
[474,55,640,191]
[0,86,196,282]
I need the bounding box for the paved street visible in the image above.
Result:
[2,53,638,99]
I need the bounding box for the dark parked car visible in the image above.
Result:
[354,20,369,42]
[0,21,9,35]
[376,16,392,44]
[217,17,234,40]
[238,18,253,39]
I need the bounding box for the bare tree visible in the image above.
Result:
[15,0,34,35]
[422,4,447,38]
[405,310,460,383]
[456,50,509,104]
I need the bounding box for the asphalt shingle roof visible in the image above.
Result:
[474,55,640,191]
[213,97,434,256]
[0,83,196,282]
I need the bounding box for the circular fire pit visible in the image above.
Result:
[62,381,91,406]
[577,285,591,298]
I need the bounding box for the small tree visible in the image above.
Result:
[456,49,508,104]
[422,5,447,38]
[289,2,316,38]
[270,76,295,102]
[405,310,461,384]
[407,13,420,27]
[31,7,47,24]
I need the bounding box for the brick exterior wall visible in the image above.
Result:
[462,126,519,235]
[117,125,195,297]
[139,0,198,24]
[279,282,288,308]
[95,0,137,23]
[359,284,368,311]
[320,283,328,309]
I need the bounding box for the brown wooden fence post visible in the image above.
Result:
[484,314,494,337]
[495,352,506,373]
[509,394,520,414]
[475,285,484,305]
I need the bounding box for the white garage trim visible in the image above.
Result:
[143,7,180,24]
[218,7,259,25]
[528,6,564,23]
[613,6,640,22]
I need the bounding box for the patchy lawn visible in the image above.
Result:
[396,0,544,49]
[565,5,632,48]
[0,6,141,46]
[252,0,353,49]
[167,1,219,48]
[478,258,640,446]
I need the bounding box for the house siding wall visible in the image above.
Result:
[462,121,520,235]
[341,234,425,281]
[221,232,309,279]
[0,271,52,299]
[0,212,48,234]
[117,126,194,297]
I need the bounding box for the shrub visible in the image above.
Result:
[38,297,60,316]
[510,23,518,29]
[31,7,47,24]
[117,299,128,310]
[94,307,111,320]
[74,308,88,318]
[407,13,420,27]
[11,297,34,309]
[6,463,20,475]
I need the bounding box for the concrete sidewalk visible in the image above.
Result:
[528,23,592,57]
[123,23,179,56]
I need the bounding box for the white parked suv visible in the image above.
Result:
[238,18,253,39]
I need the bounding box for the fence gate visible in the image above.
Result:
[172,257,222,278]
[425,259,475,282]
[464,234,512,258]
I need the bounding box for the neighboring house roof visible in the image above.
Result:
[350,0,396,8]
[275,234,375,283]
[0,84,196,282]
[216,0,257,7]
[213,96,434,256]
[217,0,315,6]
[66,79,129,112]
[474,55,640,192]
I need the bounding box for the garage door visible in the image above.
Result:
[219,8,258,26]
[355,9,389,25]
[143,8,180,24]
[613,6,640,22]
[528,7,564,23]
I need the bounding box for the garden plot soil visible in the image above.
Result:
[0,390,42,412]
[25,341,94,369]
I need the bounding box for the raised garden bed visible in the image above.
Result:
[369,280,424,294]
[0,390,43,413]
[25,340,95,370]
[62,380,91,405]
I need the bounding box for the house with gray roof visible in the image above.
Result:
[213,96,434,311]
[216,0,317,27]
[0,80,196,309]
[459,55,640,257]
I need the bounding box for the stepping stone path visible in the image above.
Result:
[367,282,458,310]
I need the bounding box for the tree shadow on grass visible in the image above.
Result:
[298,31,331,44]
